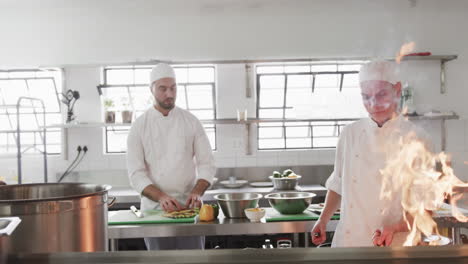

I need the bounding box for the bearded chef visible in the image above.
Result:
[127,63,216,250]
[311,60,430,247]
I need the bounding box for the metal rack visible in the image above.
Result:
[0,97,48,184]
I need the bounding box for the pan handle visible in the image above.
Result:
[107,196,117,208]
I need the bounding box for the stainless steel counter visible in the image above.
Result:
[108,210,338,250]
[108,203,468,251]
[109,184,327,205]
[7,245,468,264]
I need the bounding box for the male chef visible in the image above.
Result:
[311,60,428,247]
[127,63,216,250]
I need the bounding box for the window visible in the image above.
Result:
[256,62,367,150]
[0,69,62,155]
[100,65,216,153]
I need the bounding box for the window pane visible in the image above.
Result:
[342,73,359,88]
[259,75,285,89]
[134,68,151,84]
[286,87,311,107]
[106,69,134,85]
[259,109,283,119]
[0,80,28,105]
[313,126,339,137]
[338,64,361,71]
[129,86,152,110]
[176,85,187,109]
[286,138,311,148]
[259,122,284,127]
[27,79,60,112]
[107,129,129,153]
[186,85,213,109]
[259,127,283,138]
[256,66,284,74]
[8,71,36,78]
[284,65,310,73]
[259,138,285,149]
[259,89,284,108]
[286,126,309,138]
[174,68,188,83]
[287,74,312,88]
[188,67,214,83]
[313,137,338,148]
[315,74,340,88]
[102,86,129,109]
[312,65,337,72]
[190,110,214,120]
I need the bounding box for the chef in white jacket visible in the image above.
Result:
[311,60,429,247]
[127,63,216,250]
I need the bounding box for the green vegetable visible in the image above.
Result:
[282,169,293,177]
[212,204,219,218]
[273,171,282,178]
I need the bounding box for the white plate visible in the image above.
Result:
[249,181,274,188]
[220,180,248,188]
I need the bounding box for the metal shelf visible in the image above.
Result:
[44,122,131,129]
[97,54,458,66]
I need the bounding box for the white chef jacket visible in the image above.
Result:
[326,115,429,247]
[127,106,216,211]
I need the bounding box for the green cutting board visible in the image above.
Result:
[265,208,340,222]
[108,209,196,225]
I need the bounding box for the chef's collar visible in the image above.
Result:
[367,113,403,130]
[151,105,178,118]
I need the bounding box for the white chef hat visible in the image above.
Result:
[359,60,400,85]
[149,63,176,85]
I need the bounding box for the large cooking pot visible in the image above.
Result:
[0,183,114,253]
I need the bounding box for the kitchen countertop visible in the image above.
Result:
[109,184,327,205]
[7,245,468,264]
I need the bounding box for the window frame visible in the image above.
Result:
[256,62,364,150]
[0,69,63,155]
[100,65,217,154]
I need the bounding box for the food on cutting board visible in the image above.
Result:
[163,208,199,219]
[272,169,299,178]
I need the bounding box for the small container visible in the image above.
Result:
[244,208,266,222]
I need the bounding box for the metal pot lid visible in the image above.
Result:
[0,183,112,203]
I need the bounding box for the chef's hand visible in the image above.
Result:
[158,194,184,212]
[311,220,327,245]
[185,193,202,209]
[373,220,408,247]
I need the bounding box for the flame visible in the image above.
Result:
[379,131,468,246]
[396,42,416,63]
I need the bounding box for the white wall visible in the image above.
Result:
[0,0,467,185]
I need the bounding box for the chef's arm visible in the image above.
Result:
[193,120,216,184]
[319,190,342,222]
[190,179,211,196]
[142,184,168,202]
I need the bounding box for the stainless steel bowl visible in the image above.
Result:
[265,192,316,214]
[214,193,262,218]
[269,175,302,190]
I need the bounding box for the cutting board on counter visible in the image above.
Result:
[108,210,196,225]
[265,208,340,222]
